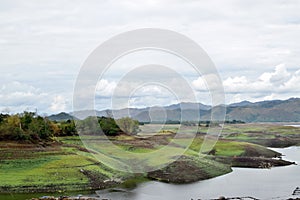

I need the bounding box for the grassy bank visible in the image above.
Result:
[221,124,300,147]
[147,155,232,183]
[0,141,123,193]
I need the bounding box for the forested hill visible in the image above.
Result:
[225,98,300,122]
[54,98,300,123]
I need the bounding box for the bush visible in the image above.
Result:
[116,117,140,135]
[98,117,121,136]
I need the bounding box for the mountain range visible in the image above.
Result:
[48,98,300,122]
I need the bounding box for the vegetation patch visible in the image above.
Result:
[147,155,232,184]
[222,124,300,147]
[231,157,295,168]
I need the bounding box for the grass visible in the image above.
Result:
[221,124,300,147]
[213,141,245,156]
[222,123,300,136]
[115,144,157,153]
[120,176,148,189]
[147,155,232,183]
[0,155,90,190]
[0,142,119,193]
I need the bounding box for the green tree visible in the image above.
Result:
[116,117,140,135]
[28,116,53,140]
[0,112,55,142]
[98,117,121,136]
[20,111,35,130]
[76,116,102,135]
[6,114,26,140]
[0,114,9,124]
[58,120,77,136]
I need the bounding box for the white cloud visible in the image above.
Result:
[220,64,300,103]
[1,1,300,112]
[259,64,291,86]
[281,69,300,91]
[0,81,48,113]
[95,78,195,109]
[0,81,39,94]
[223,75,269,93]
[190,63,300,104]
[50,95,66,112]
[0,81,71,114]
[192,77,208,92]
[96,79,117,97]
[192,74,223,92]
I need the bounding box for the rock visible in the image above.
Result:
[293,187,300,195]
[39,196,56,200]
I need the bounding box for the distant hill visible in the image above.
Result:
[133,98,300,122]
[229,101,253,107]
[164,102,211,110]
[226,98,300,122]
[48,112,75,121]
[54,98,300,122]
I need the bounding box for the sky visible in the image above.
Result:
[0,0,300,114]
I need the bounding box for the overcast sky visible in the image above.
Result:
[0,0,300,114]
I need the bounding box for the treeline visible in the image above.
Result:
[0,112,140,142]
[0,112,77,142]
[76,116,140,136]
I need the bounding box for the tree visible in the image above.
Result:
[76,116,102,135]
[0,112,55,142]
[57,120,77,136]
[20,111,35,130]
[116,117,140,135]
[98,117,121,136]
[6,114,26,140]
[28,116,53,140]
[49,121,61,136]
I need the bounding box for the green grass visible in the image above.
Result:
[222,124,300,136]
[116,144,157,153]
[0,154,91,186]
[221,124,300,147]
[186,136,246,157]
[120,176,148,189]
[185,134,279,157]
[0,141,120,193]
[213,141,245,156]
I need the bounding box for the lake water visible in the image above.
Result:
[285,125,300,128]
[98,146,300,200]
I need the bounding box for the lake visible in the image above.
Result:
[285,125,300,128]
[97,146,300,200]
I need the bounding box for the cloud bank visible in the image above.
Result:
[0,0,299,113]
